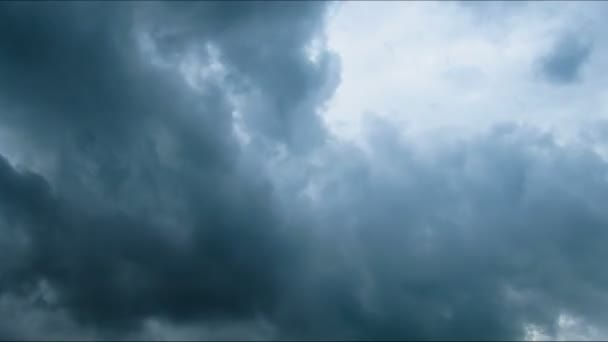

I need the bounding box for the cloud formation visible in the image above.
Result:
[0,1,334,338]
[538,33,592,84]
[1,1,608,340]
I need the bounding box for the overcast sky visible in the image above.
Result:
[1,1,608,340]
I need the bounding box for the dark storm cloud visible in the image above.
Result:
[2,1,608,341]
[538,32,592,84]
[0,0,334,338]
[138,0,339,152]
[0,121,290,331]
[266,121,608,340]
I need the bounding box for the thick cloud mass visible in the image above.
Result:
[1,1,608,340]
[0,1,326,338]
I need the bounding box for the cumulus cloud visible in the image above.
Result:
[0,1,334,338]
[1,1,608,341]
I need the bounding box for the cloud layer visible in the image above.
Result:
[1,1,608,340]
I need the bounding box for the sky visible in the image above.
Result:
[1,1,608,340]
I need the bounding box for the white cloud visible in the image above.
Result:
[323,1,608,146]
[525,312,608,341]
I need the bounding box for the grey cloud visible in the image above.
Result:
[538,33,593,84]
[268,122,608,340]
[0,0,332,338]
[0,149,299,333]
[1,1,608,341]
[138,1,340,153]
[458,0,529,15]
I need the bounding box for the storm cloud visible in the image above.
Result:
[1,1,608,340]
